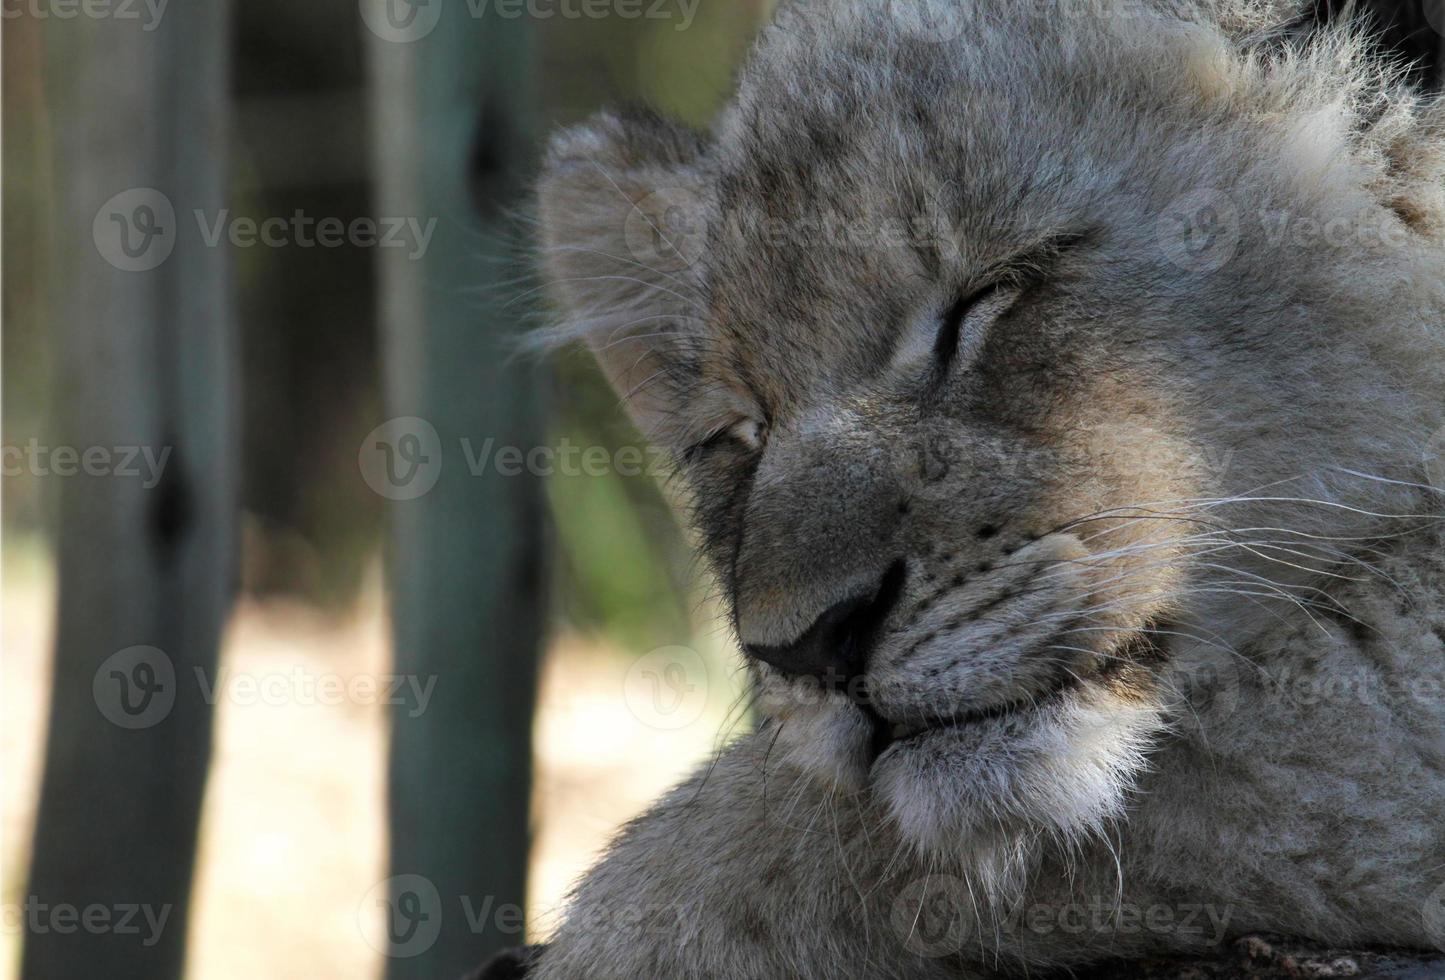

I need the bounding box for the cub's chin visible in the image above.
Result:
[871,682,1165,856]
[762,676,1166,859]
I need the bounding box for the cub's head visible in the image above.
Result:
[537,0,1445,857]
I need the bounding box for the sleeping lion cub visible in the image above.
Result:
[521,0,1445,975]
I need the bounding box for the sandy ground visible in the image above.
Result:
[1,557,745,979]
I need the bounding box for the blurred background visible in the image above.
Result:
[3,2,773,978]
[2,1,1440,979]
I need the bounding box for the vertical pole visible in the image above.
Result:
[364,3,546,977]
[22,2,237,978]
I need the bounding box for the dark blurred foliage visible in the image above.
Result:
[230,0,382,605]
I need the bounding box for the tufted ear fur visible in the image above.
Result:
[536,108,714,445]
[1170,0,1445,240]
[1200,0,1314,39]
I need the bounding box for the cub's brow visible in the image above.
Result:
[887,229,1091,362]
[980,230,1092,288]
[874,229,1091,387]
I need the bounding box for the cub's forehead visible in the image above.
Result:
[700,158,942,402]
[688,0,1219,401]
[696,6,1036,396]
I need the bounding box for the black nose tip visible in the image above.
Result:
[744,560,906,687]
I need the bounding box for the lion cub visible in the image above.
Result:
[524,0,1445,976]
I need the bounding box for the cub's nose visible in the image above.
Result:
[743,561,905,686]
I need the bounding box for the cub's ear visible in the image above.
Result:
[463,943,547,979]
[1191,0,1445,240]
[537,108,713,446]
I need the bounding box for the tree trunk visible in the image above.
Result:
[22,3,237,979]
[365,5,546,978]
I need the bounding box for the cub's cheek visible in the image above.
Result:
[771,705,877,792]
[751,665,876,790]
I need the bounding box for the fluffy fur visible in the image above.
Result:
[529,0,1445,975]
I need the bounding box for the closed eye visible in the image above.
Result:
[683,418,765,463]
[932,282,1022,375]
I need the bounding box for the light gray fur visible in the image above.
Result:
[530,0,1445,975]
